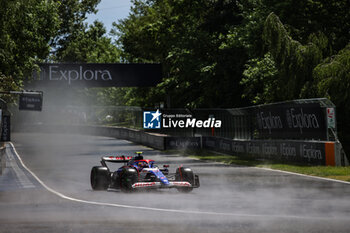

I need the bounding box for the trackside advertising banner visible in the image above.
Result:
[253,102,328,140]
[165,137,201,149]
[203,137,327,165]
[29,63,162,87]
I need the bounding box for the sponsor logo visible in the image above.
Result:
[133,182,158,188]
[163,118,221,128]
[327,108,335,128]
[169,140,199,148]
[262,143,278,156]
[300,144,322,161]
[143,110,162,129]
[286,108,320,133]
[103,156,133,160]
[143,110,222,129]
[246,143,260,154]
[232,143,245,153]
[46,65,113,85]
[280,143,296,157]
[256,111,283,134]
[171,182,191,187]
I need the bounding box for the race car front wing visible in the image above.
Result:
[132,181,199,189]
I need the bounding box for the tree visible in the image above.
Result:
[115,0,350,108]
[241,53,277,104]
[56,21,121,63]
[52,0,101,59]
[314,44,350,151]
[114,0,247,108]
[314,45,350,107]
[261,0,350,53]
[241,13,326,104]
[0,0,59,92]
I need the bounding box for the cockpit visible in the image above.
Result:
[129,159,156,171]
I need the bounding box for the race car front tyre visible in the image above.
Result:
[90,166,110,190]
[175,167,194,193]
[120,168,138,192]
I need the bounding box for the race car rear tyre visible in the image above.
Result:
[91,166,109,190]
[120,168,138,192]
[175,167,194,193]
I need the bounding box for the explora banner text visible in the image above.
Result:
[143,110,222,129]
[29,63,162,87]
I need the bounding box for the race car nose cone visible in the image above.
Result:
[160,176,170,185]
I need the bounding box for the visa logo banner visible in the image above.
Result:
[143,110,162,129]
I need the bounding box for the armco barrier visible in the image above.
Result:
[13,124,348,166]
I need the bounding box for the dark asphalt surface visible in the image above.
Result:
[1,132,350,233]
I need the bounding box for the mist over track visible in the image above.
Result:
[0,132,349,233]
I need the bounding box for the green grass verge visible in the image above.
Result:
[176,149,350,182]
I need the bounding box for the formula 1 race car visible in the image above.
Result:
[90,152,200,192]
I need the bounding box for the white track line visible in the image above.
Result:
[255,167,350,185]
[196,152,350,185]
[7,142,342,220]
[6,145,35,188]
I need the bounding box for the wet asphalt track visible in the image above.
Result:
[0,132,350,233]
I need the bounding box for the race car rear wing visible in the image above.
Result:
[100,156,132,167]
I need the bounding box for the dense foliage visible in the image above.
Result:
[114,0,350,109]
[52,0,101,60]
[0,0,59,91]
[114,0,248,108]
